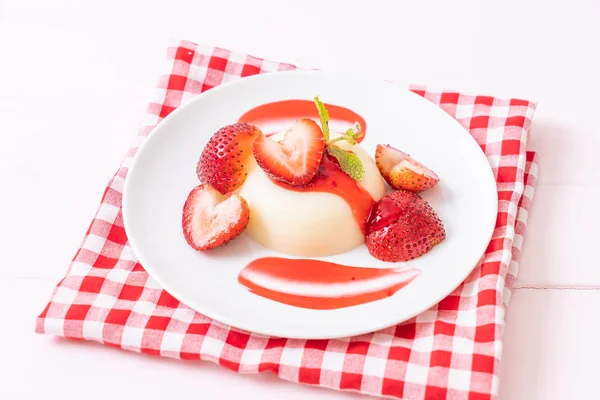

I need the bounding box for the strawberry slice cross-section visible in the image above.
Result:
[182,184,250,251]
[375,144,439,193]
[252,118,325,186]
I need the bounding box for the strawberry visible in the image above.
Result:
[366,190,445,262]
[182,184,250,251]
[375,144,439,192]
[252,119,325,185]
[196,122,262,195]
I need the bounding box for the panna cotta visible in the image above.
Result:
[183,97,442,311]
[237,132,386,257]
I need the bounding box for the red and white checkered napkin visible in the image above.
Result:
[36,39,538,399]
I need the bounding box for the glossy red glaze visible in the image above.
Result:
[366,195,402,233]
[238,99,367,143]
[274,155,375,234]
[238,257,420,310]
[236,101,395,310]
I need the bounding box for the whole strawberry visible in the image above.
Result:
[197,122,262,194]
[366,190,445,262]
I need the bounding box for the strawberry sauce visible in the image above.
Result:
[365,195,402,232]
[238,99,367,142]
[238,99,373,233]
[238,257,420,310]
[236,101,400,310]
[275,155,374,234]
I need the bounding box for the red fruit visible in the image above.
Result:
[182,184,250,251]
[252,119,325,185]
[375,144,439,192]
[366,190,445,262]
[197,122,262,194]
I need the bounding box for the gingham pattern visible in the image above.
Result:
[36,39,538,400]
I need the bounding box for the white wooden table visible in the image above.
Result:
[2,1,599,399]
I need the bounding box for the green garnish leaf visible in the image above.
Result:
[343,122,363,145]
[327,145,365,181]
[314,95,330,141]
[314,96,365,181]
[325,122,363,146]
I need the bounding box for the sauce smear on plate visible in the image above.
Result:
[238,99,367,142]
[238,257,420,310]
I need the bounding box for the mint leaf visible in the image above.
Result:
[314,96,330,141]
[326,123,363,146]
[327,145,365,181]
[314,96,365,181]
[343,123,362,145]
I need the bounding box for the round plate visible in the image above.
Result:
[122,70,497,339]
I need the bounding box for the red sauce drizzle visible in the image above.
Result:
[238,99,373,233]
[236,101,401,310]
[239,99,367,143]
[238,257,420,310]
[274,155,374,234]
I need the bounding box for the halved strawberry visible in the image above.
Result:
[366,190,445,262]
[252,119,325,185]
[375,144,439,192]
[182,184,250,251]
[197,122,262,195]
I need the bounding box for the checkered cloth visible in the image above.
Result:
[36,39,538,399]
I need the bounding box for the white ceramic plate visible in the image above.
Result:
[122,70,497,339]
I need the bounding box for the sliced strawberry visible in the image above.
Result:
[197,122,262,195]
[252,119,325,185]
[366,190,445,262]
[182,184,250,251]
[375,144,439,192]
